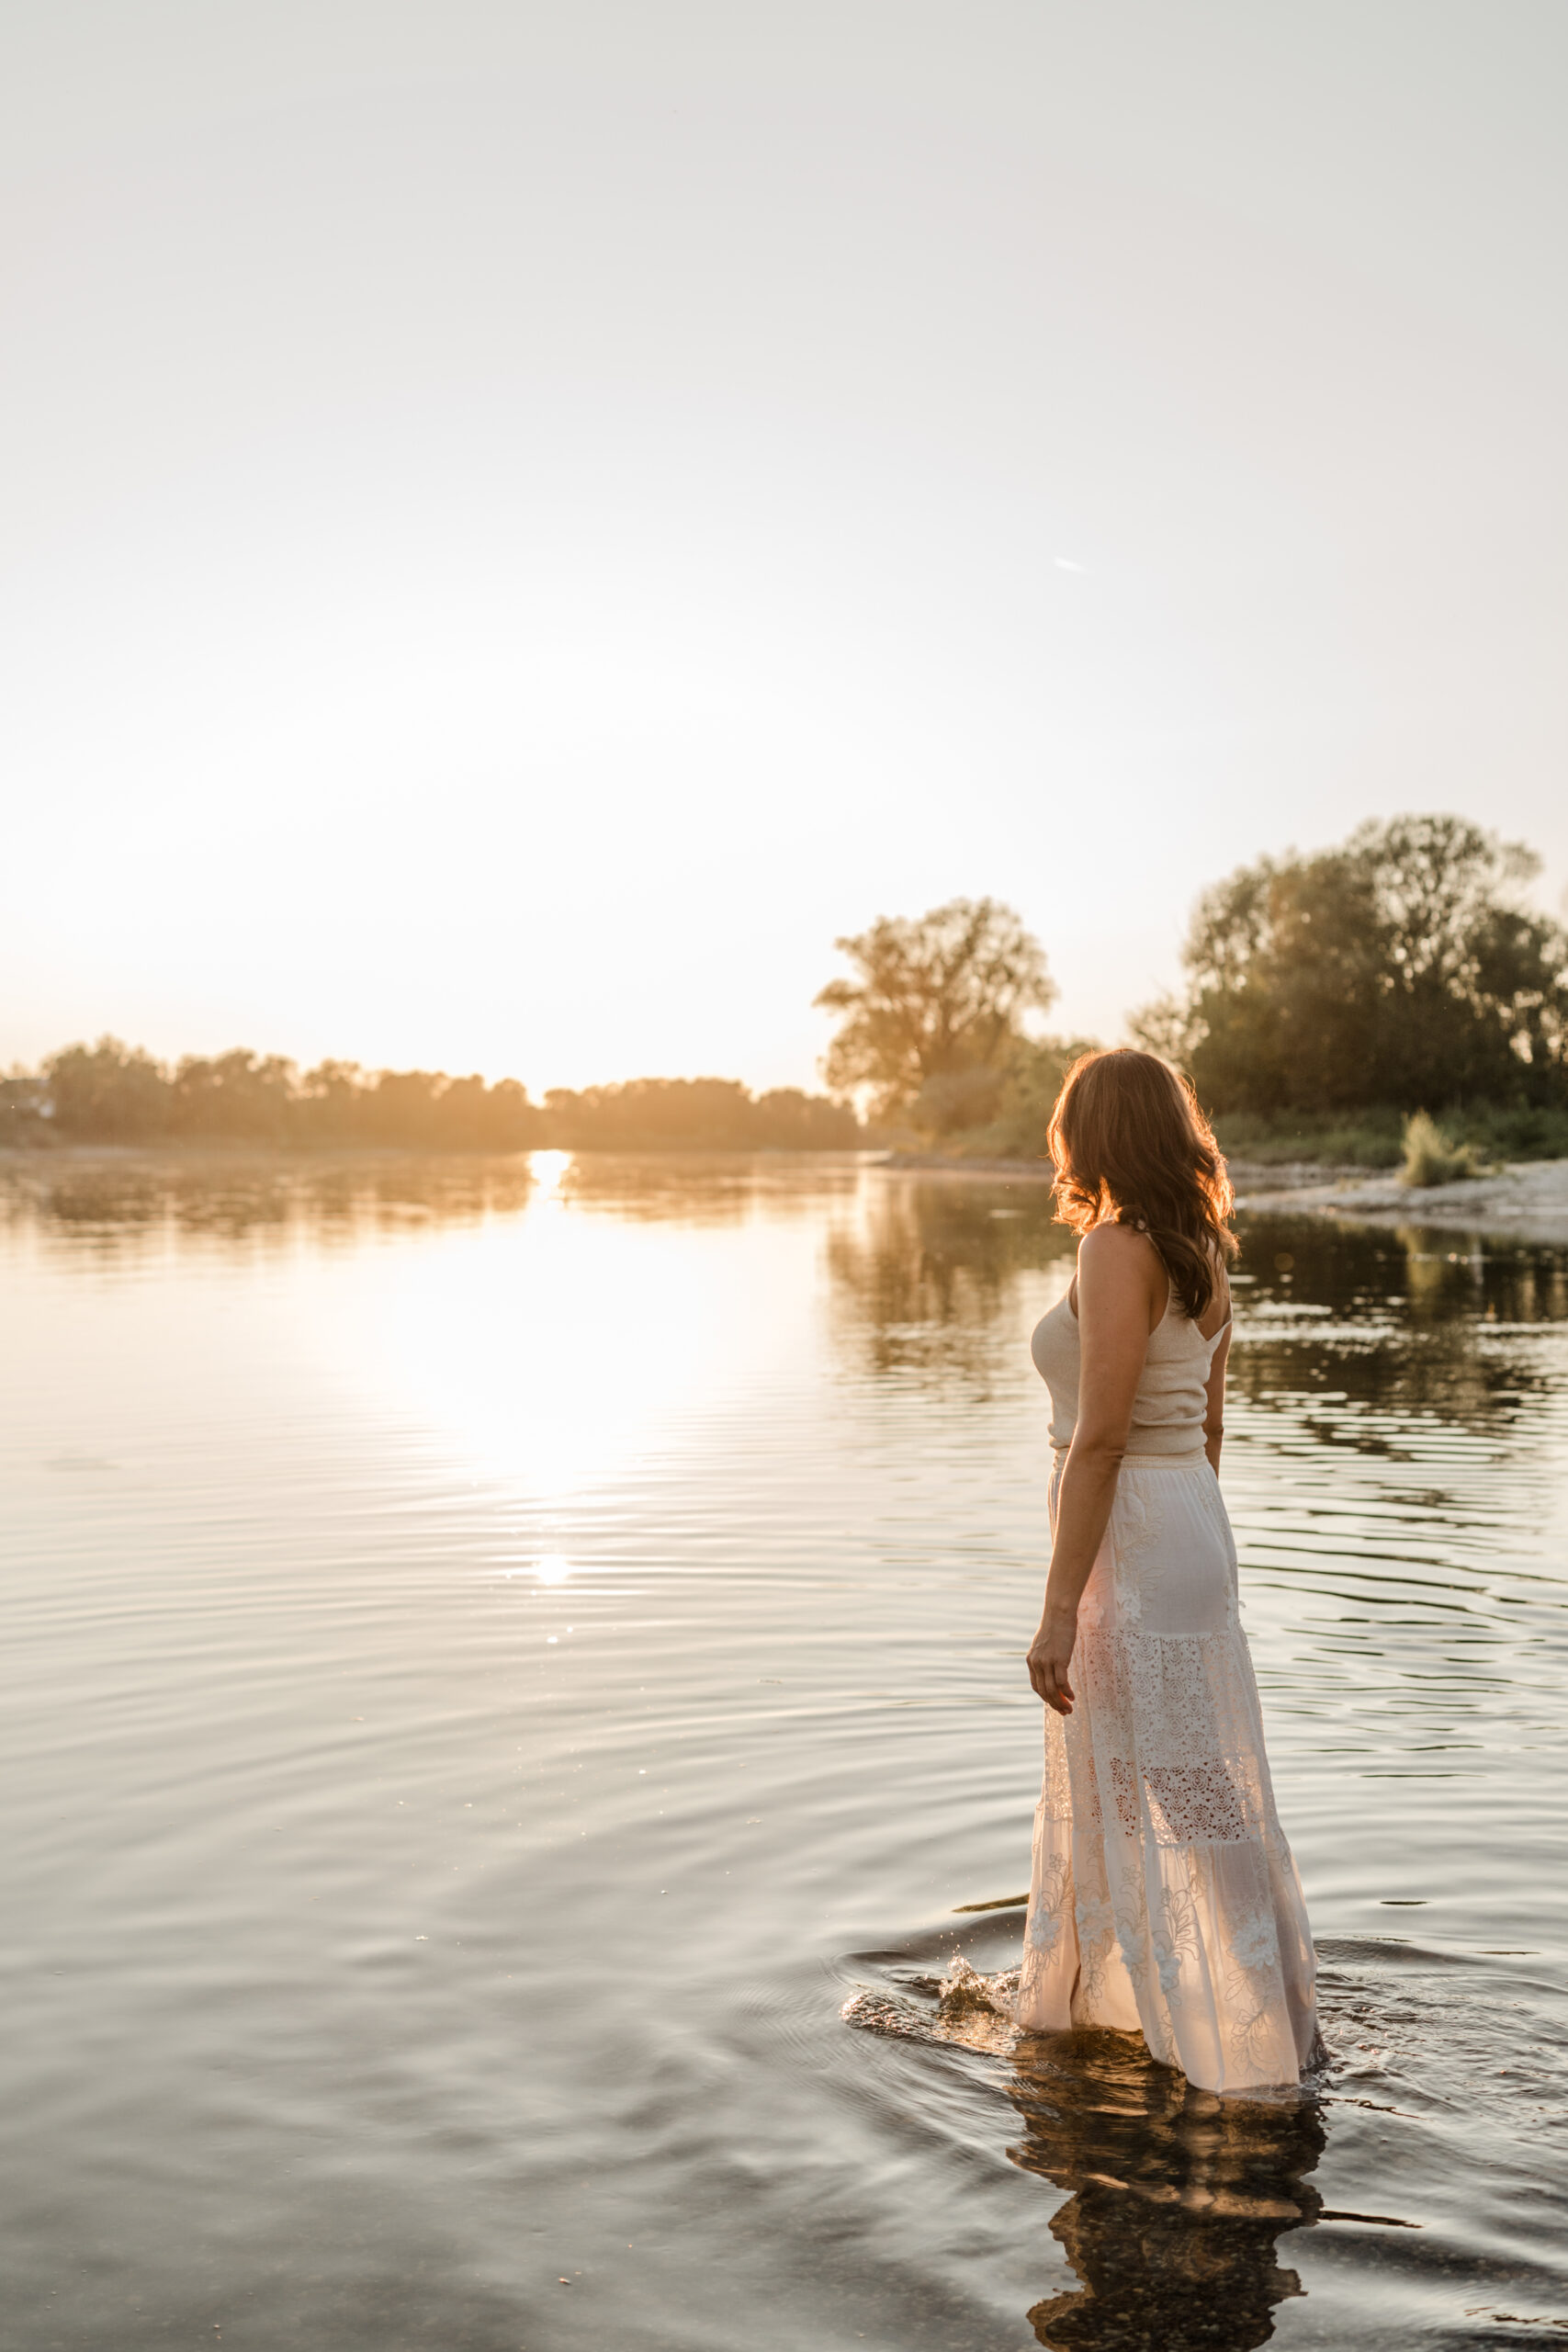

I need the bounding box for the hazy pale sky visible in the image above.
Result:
[4,1,1566,1091]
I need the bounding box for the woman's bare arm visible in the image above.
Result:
[1202,1323,1231,1474]
[1027,1226,1165,1714]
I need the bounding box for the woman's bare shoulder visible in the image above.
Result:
[1077,1222,1165,1287]
[1078,1221,1156,1265]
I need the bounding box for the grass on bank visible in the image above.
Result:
[1210,1102,1568,1172]
[914,1100,1568,1175]
[1397,1111,1483,1188]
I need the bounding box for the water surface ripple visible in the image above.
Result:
[1,1153,1563,2350]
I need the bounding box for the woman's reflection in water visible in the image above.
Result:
[1008,2027,1325,2352]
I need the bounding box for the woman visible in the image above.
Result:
[1017,1048,1320,2093]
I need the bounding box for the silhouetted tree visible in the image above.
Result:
[1135,814,1568,1113]
[45,1038,172,1139]
[30,1041,547,1149]
[297,1060,370,1144]
[170,1050,298,1140]
[542,1077,860,1149]
[816,897,1057,1119]
[472,1078,539,1148]
[751,1088,864,1147]
[17,1043,854,1152]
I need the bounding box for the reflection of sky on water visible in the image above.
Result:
[825,1174,1568,1426]
[3,1149,1564,2352]
[0,1149,538,1256]
[0,1150,828,1507]
[824,1174,1076,1394]
[339,1192,815,1504]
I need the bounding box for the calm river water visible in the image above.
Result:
[3,1150,1564,2352]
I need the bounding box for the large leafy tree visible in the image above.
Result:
[816,897,1057,1119]
[1135,814,1568,1112]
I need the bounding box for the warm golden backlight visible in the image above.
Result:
[326,1153,818,1523]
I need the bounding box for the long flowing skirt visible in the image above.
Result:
[1016,1453,1320,2094]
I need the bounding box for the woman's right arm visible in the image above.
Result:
[1027,1227,1162,1714]
[1202,1324,1231,1474]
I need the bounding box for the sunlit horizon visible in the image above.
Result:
[5,3,1567,1093]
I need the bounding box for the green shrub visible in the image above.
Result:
[1452,1102,1568,1163]
[1211,1108,1404,1167]
[1399,1111,1481,1189]
[1213,1099,1568,1172]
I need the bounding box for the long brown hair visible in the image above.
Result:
[1046,1048,1235,1319]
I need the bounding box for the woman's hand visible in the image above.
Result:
[1027,1605,1077,1714]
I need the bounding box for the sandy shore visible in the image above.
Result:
[879,1147,1568,1246]
[1232,1156,1568,1243]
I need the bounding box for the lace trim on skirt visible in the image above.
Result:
[1016,1459,1319,2093]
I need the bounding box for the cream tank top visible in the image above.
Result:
[1031,1274,1230,1464]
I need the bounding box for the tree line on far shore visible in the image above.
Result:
[0,1048,863,1153]
[10,812,1567,1163]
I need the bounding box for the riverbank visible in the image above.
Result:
[1231,1153,1568,1239]
[878,1147,1568,1245]
[879,1148,1369,1192]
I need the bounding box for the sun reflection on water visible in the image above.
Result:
[325,1162,820,1515]
[527,1148,574,1197]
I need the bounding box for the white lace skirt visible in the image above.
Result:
[1016,1452,1320,2093]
